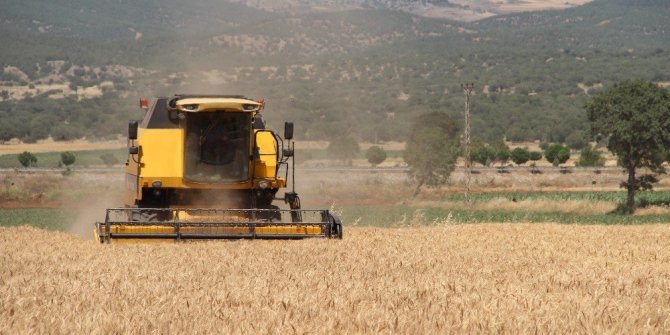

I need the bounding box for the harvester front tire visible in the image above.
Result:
[129,210,172,222]
[329,213,343,239]
[258,205,282,222]
[129,211,157,222]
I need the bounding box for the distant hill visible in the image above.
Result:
[0,0,668,144]
[222,0,595,21]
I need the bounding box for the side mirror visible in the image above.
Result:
[166,97,179,110]
[128,121,138,140]
[129,146,139,155]
[284,122,294,140]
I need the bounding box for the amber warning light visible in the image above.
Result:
[139,98,149,110]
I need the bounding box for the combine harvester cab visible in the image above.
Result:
[95,95,342,243]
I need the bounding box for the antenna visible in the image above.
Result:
[461,83,474,201]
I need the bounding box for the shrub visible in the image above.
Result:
[510,147,530,166]
[365,146,387,167]
[529,151,543,162]
[494,144,510,166]
[470,142,496,167]
[576,145,605,167]
[18,151,37,168]
[61,152,76,166]
[544,144,570,166]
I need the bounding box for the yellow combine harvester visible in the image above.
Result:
[95,94,342,243]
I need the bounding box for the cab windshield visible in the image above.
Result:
[184,112,250,182]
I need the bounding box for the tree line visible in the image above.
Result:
[401,79,670,214]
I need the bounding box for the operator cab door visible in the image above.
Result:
[254,130,279,179]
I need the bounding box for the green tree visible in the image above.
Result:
[510,147,530,166]
[529,151,543,162]
[544,144,570,166]
[528,150,543,173]
[470,142,496,167]
[327,136,360,166]
[365,146,387,167]
[403,112,461,197]
[493,142,510,166]
[17,151,37,168]
[61,152,76,167]
[586,79,670,213]
[575,145,605,167]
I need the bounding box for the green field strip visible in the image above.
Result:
[0,209,71,231]
[340,205,670,226]
[442,191,670,204]
[0,149,126,169]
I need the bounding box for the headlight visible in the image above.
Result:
[152,180,162,188]
[182,104,199,111]
[242,104,258,111]
[258,180,269,189]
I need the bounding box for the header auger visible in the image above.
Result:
[95,94,342,243]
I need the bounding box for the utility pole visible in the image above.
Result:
[462,83,474,201]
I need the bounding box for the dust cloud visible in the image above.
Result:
[66,173,124,240]
[286,166,411,209]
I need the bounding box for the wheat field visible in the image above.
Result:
[2,224,670,334]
